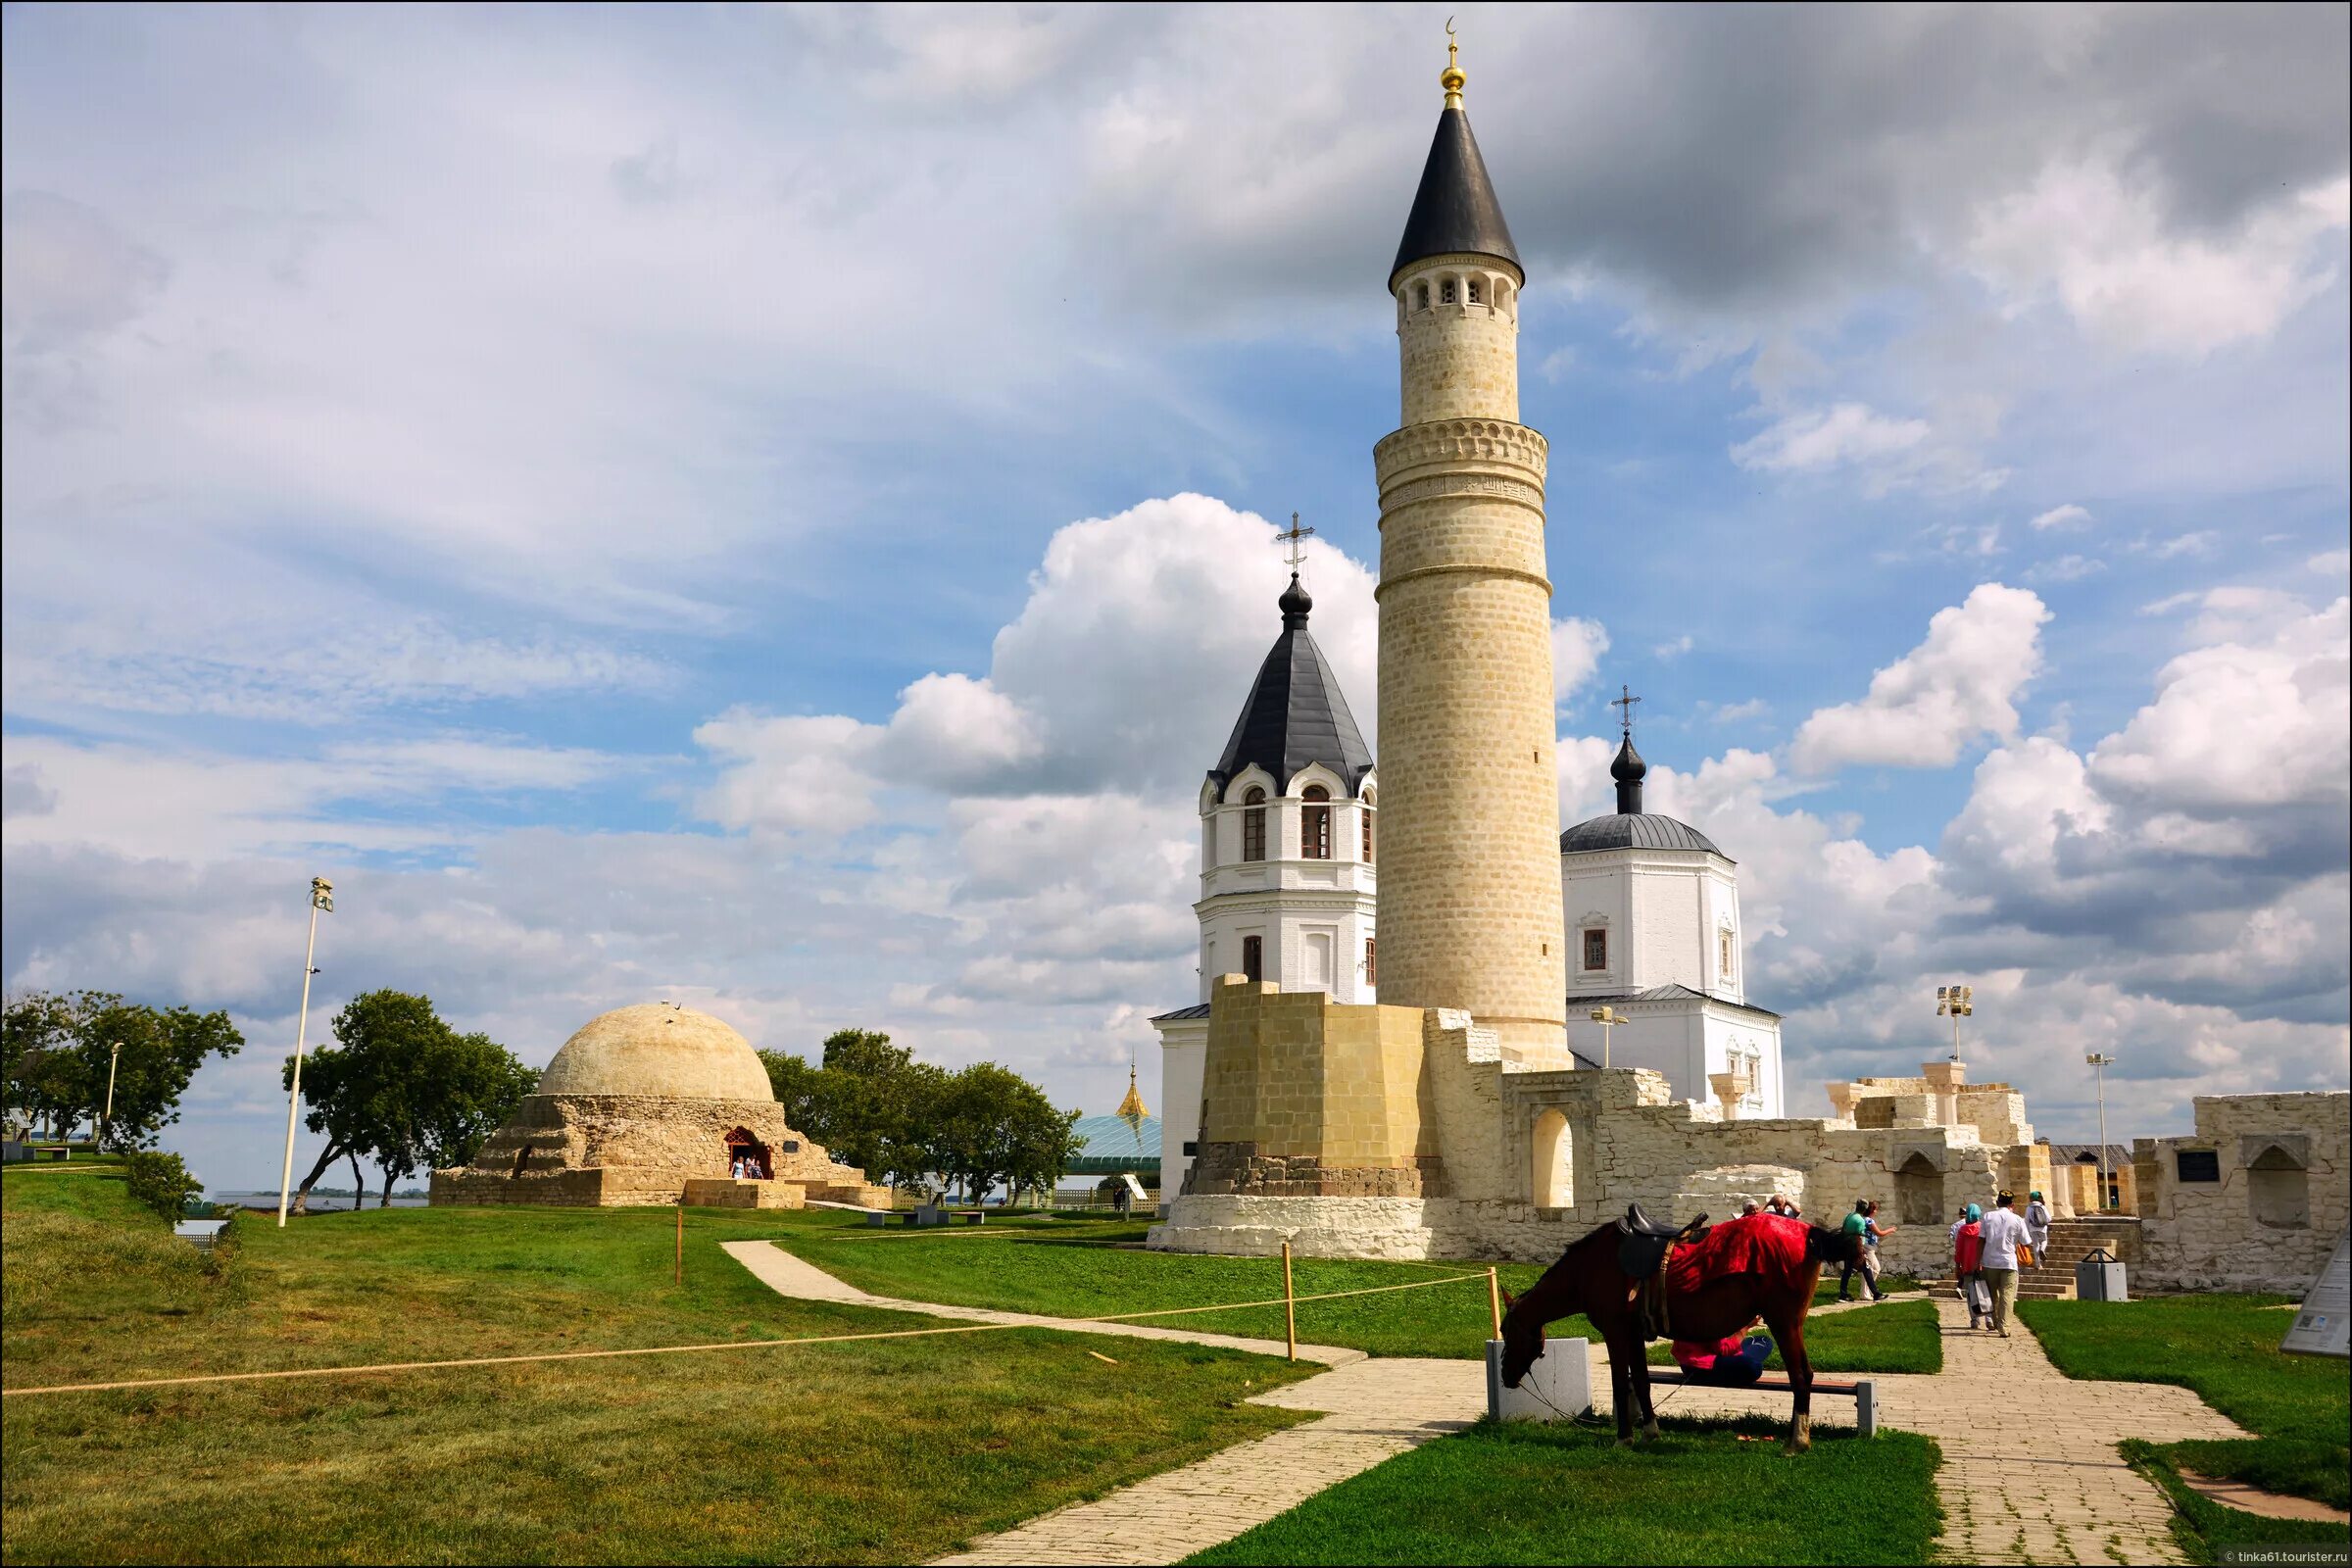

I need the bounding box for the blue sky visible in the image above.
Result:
[4,3,2347,1191]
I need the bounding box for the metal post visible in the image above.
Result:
[1488,1266,1503,1340]
[2085,1052,2116,1213]
[100,1041,121,1151]
[675,1204,685,1286]
[1281,1240,1297,1362]
[275,889,327,1228]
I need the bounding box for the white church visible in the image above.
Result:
[1152,599,1785,1200]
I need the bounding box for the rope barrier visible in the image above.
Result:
[1,1264,1490,1400]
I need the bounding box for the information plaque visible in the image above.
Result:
[2279,1226,2350,1359]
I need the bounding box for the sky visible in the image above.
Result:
[3,2,2346,1192]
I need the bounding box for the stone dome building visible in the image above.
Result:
[429,1003,886,1210]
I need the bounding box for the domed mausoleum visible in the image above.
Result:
[429,1004,887,1209]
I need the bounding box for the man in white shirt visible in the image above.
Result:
[1977,1193,2032,1337]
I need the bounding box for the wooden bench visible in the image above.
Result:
[1640,1369,1878,1437]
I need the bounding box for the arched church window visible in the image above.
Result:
[1582,928,1608,972]
[1719,929,1736,983]
[1440,279,1457,306]
[1242,788,1267,862]
[1360,793,1375,862]
[1301,786,1332,859]
[1242,934,1264,983]
[1363,937,1377,986]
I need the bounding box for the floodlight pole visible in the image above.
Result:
[276,878,332,1228]
[2085,1053,2115,1212]
[100,1041,121,1151]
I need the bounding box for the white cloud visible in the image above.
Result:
[1701,698,1771,724]
[1730,402,1928,474]
[1552,617,1611,704]
[1652,634,1695,661]
[2030,504,2093,531]
[2090,597,2350,813]
[1790,584,2053,773]
[1970,163,2348,356]
[2308,549,2350,579]
[2026,554,2106,584]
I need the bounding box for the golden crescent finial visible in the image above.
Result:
[1442,18,1466,107]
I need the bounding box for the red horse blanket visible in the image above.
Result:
[1664,1212,1814,1297]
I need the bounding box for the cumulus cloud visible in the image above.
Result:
[2030,504,2093,531]
[1730,402,1928,474]
[1552,617,1610,703]
[1790,585,2053,773]
[0,191,170,353]
[1969,163,2348,356]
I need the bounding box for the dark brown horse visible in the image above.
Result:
[1497,1214,1861,1452]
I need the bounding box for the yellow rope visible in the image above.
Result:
[1,1269,1489,1399]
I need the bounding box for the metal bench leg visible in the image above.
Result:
[1854,1379,1876,1438]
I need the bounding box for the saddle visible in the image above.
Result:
[1615,1202,1711,1341]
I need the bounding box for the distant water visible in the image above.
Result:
[206,1189,430,1212]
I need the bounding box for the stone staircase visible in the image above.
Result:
[1925,1214,2142,1301]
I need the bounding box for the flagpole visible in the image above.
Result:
[276,878,333,1228]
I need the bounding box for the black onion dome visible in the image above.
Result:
[1391,106,1522,287]
[1559,813,1727,858]
[1208,578,1374,795]
[1610,735,1645,784]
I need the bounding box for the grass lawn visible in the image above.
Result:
[3,1171,1313,1564]
[1183,1416,1943,1566]
[2020,1294,2350,1562]
[777,1215,1938,1370]
[1645,1297,1942,1374]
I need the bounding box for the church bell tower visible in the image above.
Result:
[1372,38,1569,1062]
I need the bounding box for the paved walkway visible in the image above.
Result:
[724,1245,2252,1568]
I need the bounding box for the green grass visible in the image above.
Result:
[3,1170,1315,1564]
[1645,1298,1942,1374]
[2021,1294,2351,1557]
[1183,1416,1943,1566]
[2121,1440,2350,1565]
[779,1214,1936,1370]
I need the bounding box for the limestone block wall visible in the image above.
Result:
[2133,1092,2349,1293]
[1185,978,1438,1198]
[1395,254,1521,425]
[1373,416,1566,1061]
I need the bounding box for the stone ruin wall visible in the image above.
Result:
[2133,1092,2349,1294]
[430,1093,883,1209]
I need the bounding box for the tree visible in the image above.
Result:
[283,991,528,1211]
[758,1031,948,1191]
[2,990,241,1149]
[124,1150,204,1223]
[924,1062,1081,1204]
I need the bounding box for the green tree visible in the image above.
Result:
[283,991,528,1211]
[2,990,242,1149]
[925,1062,1081,1204]
[758,1050,835,1146]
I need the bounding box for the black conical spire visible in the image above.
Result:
[1390,37,1521,288]
[1208,577,1374,794]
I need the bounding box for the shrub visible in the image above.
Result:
[123,1150,203,1224]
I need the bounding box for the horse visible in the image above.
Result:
[1496,1210,1862,1453]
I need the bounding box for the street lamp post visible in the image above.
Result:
[275,877,335,1228]
[1936,984,1974,1060]
[2084,1052,2116,1212]
[1589,1005,1625,1069]
[100,1040,121,1152]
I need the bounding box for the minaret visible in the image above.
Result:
[1373,36,1568,1062]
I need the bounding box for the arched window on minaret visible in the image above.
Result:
[1466,278,1482,306]
[1415,281,1430,311]
[1301,785,1332,859]
[1242,787,1268,862]
[1440,278,1457,306]
[1360,787,1376,863]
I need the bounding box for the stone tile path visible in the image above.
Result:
[725,1244,2253,1567]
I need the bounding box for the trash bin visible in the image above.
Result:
[2076,1246,2129,1302]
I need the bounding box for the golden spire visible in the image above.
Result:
[1115,1062,1148,1123]
[1442,18,1465,109]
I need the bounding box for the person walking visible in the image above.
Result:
[1954,1202,1988,1329]
[1978,1191,2031,1336]
[1860,1200,1896,1299]
[1837,1200,1871,1300]
[2026,1190,2052,1259]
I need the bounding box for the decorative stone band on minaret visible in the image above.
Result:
[1374,77,1569,1064]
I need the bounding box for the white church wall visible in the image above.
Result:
[1630,861,1707,992]
[1704,867,1744,1005]
[1563,863,1629,995]
[1155,1022,1207,1200]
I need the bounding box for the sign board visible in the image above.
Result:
[2280,1226,2351,1359]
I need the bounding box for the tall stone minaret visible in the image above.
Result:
[1373,38,1568,1062]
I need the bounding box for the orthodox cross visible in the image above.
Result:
[1277,512,1316,573]
[1610,683,1642,740]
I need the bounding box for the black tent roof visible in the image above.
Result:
[1208,576,1374,795]
[1391,106,1522,287]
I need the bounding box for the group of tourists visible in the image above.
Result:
[1835,1199,1896,1301]
[729,1152,770,1180]
[1949,1190,2052,1335]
